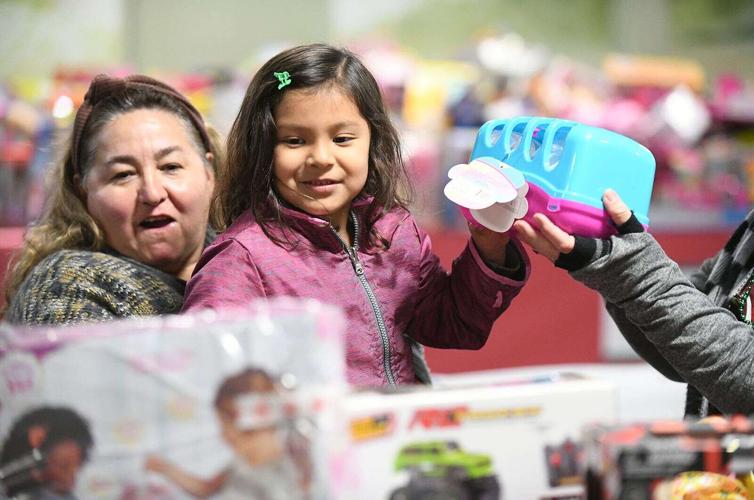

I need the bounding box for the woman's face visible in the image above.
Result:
[83,109,215,280]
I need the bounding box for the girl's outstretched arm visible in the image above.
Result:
[145,455,228,498]
[406,218,530,350]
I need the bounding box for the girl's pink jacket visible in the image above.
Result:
[182,202,530,386]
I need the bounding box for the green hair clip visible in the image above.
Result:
[273,71,292,90]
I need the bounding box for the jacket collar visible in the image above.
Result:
[273,196,407,254]
[278,196,373,226]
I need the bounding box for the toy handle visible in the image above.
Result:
[500,116,531,162]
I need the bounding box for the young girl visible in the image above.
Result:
[182,43,530,386]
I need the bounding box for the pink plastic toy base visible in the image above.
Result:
[461,183,649,238]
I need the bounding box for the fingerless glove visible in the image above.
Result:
[554,212,644,271]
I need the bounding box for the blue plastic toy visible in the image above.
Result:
[460,116,656,237]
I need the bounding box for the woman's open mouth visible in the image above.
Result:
[139,215,175,229]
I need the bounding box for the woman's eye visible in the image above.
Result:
[111,171,134,181]
[162,163,182,172]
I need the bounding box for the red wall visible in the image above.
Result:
[0,226,730,372]
[423,229,730,373]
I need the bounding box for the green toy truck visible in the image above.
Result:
[390,440,501,500]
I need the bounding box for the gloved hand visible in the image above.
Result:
[513,189,644,271]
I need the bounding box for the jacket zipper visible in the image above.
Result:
[331,212,396,386]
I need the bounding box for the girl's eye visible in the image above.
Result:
[334,136,355,144]
[281,137,304,146]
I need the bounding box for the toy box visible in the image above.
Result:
[466,116,656,238]
[584,417,754,499]
[0,299,349,500]
[346,371,617,499]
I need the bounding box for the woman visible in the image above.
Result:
[2,74,222,325]
[514,189,754,417]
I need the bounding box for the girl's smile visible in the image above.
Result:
[300,177,341,195]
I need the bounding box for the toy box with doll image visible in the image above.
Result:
[345,371,617,500]
[583,416,754,499]
[0,299,350,500]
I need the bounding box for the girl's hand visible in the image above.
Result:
[468,223,511,267]
[512,189,635,264]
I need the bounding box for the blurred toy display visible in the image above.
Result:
[1,68,108,226]
[602,53,706,94]
[402,60,481,131]
[0,88,50,226]
[584,416,754,500]
[3,35,754,231]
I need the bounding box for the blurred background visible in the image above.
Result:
[2,0,754,375]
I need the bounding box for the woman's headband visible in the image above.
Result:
[69,74,212,177]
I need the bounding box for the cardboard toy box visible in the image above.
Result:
[584,417,754,500]
[346,372,617,500]
[0,299,349,500]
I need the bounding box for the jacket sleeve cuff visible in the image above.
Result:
[468,237,530,284]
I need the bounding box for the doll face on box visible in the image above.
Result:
[214,369,288,466]
[217,408,285,466]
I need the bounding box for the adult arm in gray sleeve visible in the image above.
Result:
[598,247,724,382]
[610,248,721,381]
[604,303,684,382]
[571,232,754,414]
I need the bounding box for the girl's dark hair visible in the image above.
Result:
[0,406,94,496]
[222,43,413,245]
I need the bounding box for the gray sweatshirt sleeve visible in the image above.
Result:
[571,232,754,414]
[603,303,684,382]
